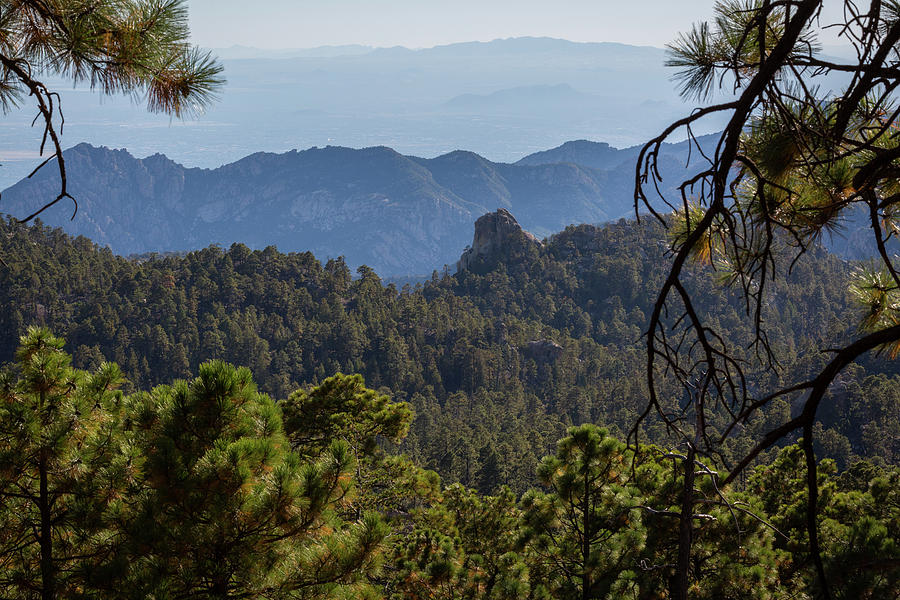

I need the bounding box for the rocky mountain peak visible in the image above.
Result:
[457,208,541,272]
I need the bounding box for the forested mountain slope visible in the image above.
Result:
[1,213,896,492]
[0,137,712,275]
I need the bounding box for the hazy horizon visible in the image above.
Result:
[186,0,848,50]
[206,35,667,53]
[0,36,719,189]
[0,0,852,190]
[186,0,717,49]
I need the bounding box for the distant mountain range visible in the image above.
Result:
[0,37,731,190]
[0,136,716,275]
[206,44,375,60]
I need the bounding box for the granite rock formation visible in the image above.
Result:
[457,209,541,272]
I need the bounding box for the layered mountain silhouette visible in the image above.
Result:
[0,136,714,275]
[0,37,730,190]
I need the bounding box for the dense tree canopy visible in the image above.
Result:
[0,328,127,600]
[1,215,897,496]
[0,329,389,600]
[3,2,899,598]
[0,323,896,598]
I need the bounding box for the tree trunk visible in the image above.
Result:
[582,463,591,600]
[39,449,55,600]
[672,445,695,600]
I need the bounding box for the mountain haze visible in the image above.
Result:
[0,37,728,189]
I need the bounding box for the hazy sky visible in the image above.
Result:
[186,0,721,49]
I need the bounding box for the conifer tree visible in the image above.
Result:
[635,1,900,596]
[282,372,411,460]
[632,448,785,599]
[0,327,129,600]
[119,361,388,599]
[519,425,645,599]
[750,445,900,598]
[392,483,532,600]
[281,373,423,518]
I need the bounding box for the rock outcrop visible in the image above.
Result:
[457,209,541,272]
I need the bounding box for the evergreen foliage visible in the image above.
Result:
[119,362,387,599]
[0,332,387,599]
[635,1,900,595]
[519,425,644,598]
[0,216,896,495]
[0,331,896,598]
[0,327,127,600]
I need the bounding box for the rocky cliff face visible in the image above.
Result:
[457,209,541,272]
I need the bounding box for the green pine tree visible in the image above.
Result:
[519,425,645,599]
[0,327,129,600]
[118,361,388,599]
[392,483,532,600]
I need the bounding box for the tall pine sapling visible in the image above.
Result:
[0,326,129,600]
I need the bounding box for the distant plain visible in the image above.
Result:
[0,37,732,190]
